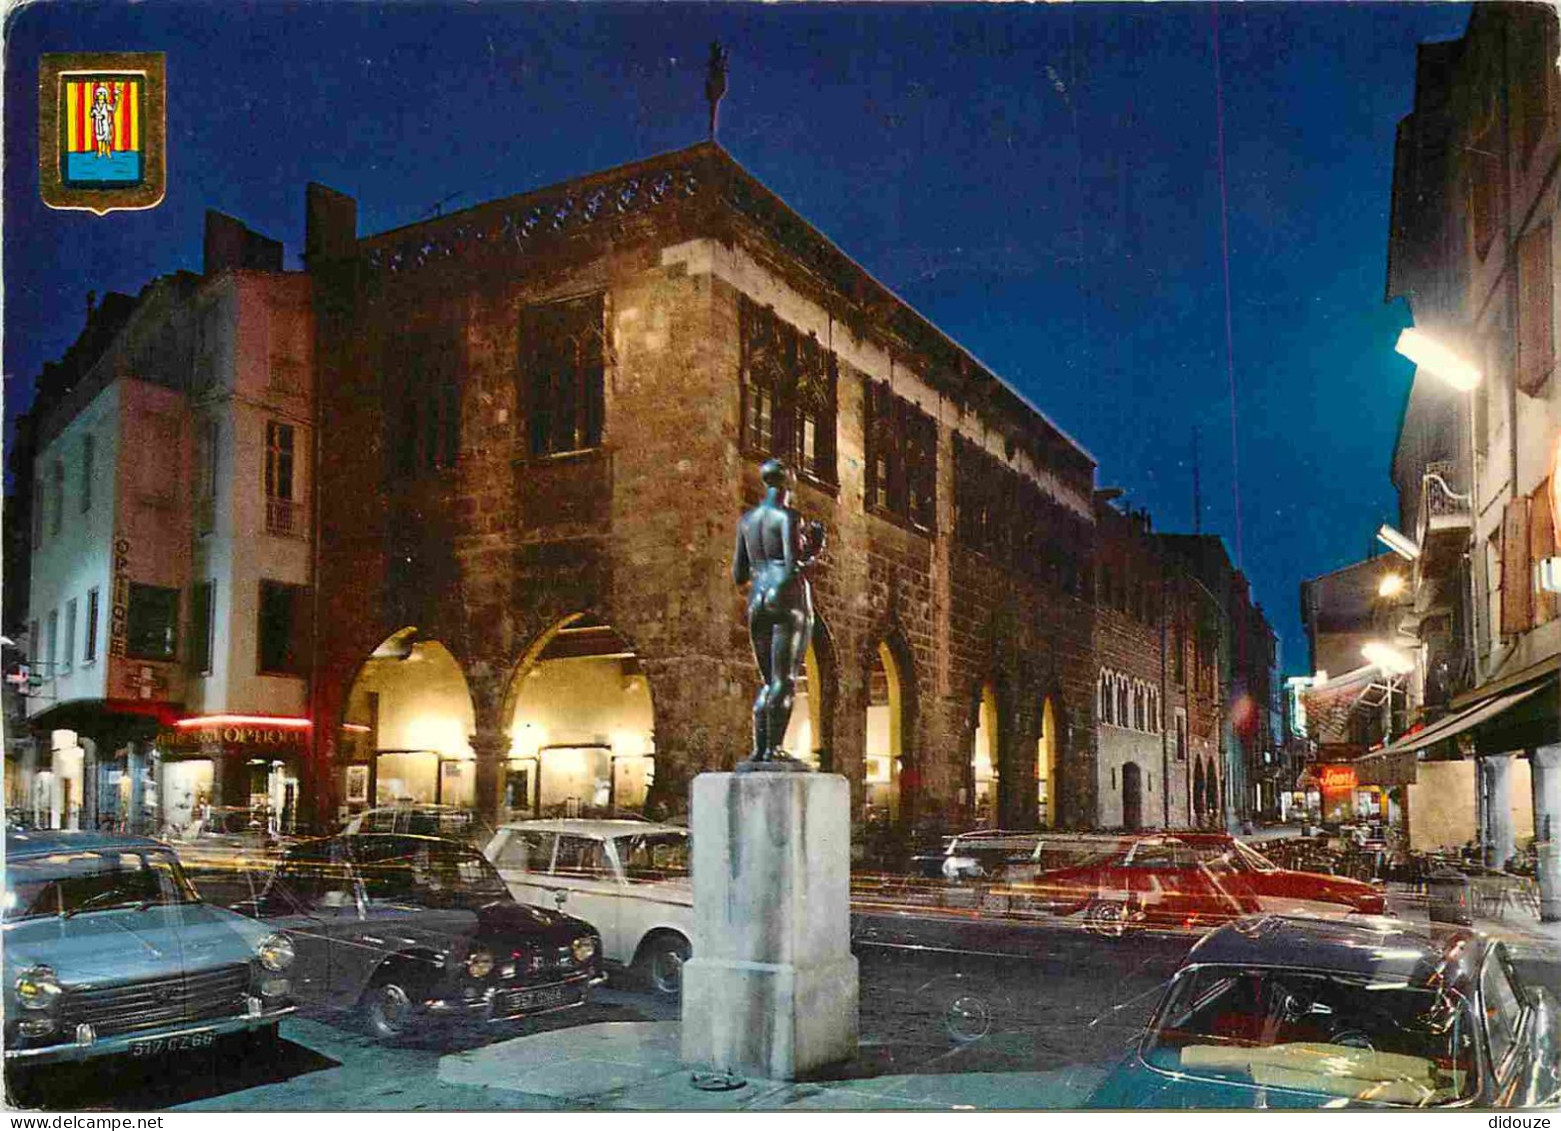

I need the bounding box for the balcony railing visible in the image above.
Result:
[1418,461,1472,573]
[265,497,306,538]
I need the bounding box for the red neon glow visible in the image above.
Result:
[1319,766,1357,792]
[175,714,312,729]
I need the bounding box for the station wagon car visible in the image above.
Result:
[238,833,603,1040]
[1086,915,1561,1108]
[2,831,295,1067]
[484,819,692,997]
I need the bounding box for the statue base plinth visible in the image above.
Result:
[681,771,858,1081]
[733,755,812,774]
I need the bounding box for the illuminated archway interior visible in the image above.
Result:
[508,617,656,819]
[343,629,477,808]
[865,642,903,821]
[780,640,824,769]
[971,683,998,826]
[1037,697,1057,828]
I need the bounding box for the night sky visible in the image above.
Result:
[3,1,1473,676]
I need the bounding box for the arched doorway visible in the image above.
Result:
[865,642,905,823]
[341,628,477,813]
[1122,762,1143,831]
[1037,697,1057,828]
[508,615,656,819]
[970,683,999,827]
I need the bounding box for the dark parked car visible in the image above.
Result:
[1087,915,1561,1108]
[236,833,604,1040]
[2,831,295,1067]
[1019,833,1387,936]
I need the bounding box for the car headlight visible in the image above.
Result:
[465,949,495,979]
[571,936,597,964]
[15,966,62,1011]
[256,933,295,972]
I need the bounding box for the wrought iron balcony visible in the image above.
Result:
[265,496,306,538]
[1417,460,1471,574]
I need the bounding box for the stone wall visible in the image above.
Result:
[307,153,1100,840]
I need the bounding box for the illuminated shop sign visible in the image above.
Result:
[1319,766,1357,792]
[157,716,310,753]
[108,537,130,657]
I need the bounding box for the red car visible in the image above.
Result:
[1016,833,1387,937]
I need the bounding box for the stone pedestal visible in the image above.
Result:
[680,771,858,1081]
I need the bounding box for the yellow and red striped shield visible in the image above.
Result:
[63,78,141,154]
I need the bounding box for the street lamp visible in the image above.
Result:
[1376,524,1420,561]
[1395,328,1482,391]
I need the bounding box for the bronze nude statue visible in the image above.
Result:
[732,459,826,768]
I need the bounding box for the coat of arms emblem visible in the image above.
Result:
[39,53,165,215]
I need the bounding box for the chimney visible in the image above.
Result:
[305,183,357,267]
[204,211,283,275]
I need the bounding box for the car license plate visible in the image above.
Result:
[129,1031,216,1056]
[518,984,573,1011]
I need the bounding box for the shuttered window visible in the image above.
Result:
[1532,480,1558,626]
[1501,497,1532,637]
[863,381,936,531]
[520,294,606,458]
[737,297,838,487]
[1517,225,1555,395]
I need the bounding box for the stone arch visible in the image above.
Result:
[502,611,659,820]
[339,625,480,811]
[863,622,918,826]
[965,678,1001,828]
[1037,695,1059,829]
[781,608,837,770]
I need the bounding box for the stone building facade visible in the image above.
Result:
[1091,497,1230,831]
[301,143,1101,843]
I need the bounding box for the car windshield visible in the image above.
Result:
[3,849,200,921]
[1234,842,1279,873]
[357,843,511,908]
[1141,965,1476,1106]
[616,831,690,882]
[1180,840,1280,875]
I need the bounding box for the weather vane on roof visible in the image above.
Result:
[705,41,729,142]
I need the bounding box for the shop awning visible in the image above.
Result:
[1366,682,1547,760]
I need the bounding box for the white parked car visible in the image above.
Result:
[483,819,692,997]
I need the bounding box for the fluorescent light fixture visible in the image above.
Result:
[1362,642,1415,676]
[1395,328,1481,391]
[1377,573,1406,599]
[1377,524,1420,561]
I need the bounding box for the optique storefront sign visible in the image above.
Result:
[109,537,131,657]
[157,724,304,753]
